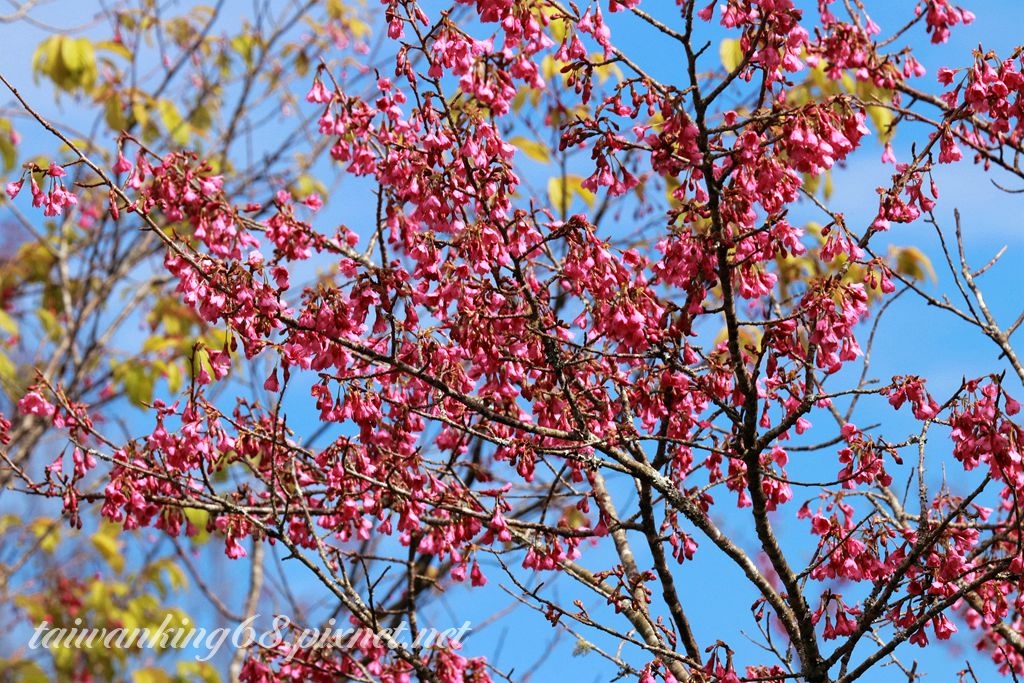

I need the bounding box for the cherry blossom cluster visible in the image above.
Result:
[8,0,1021,680]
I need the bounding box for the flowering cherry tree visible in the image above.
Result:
[4,0,1024,681]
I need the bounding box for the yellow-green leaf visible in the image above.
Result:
[891,245,936,283]
[60,37,85,72]
[132,99,150,128]
[0,119,15,172]
[190,104,213,133]
[509,136,550,163]
[104,96,127,131]
[548,176,569,215]
[550,17,569,43]
[592,55,623,85]
[157,99,189,146]
[183,507,211,544]
[164,361,182,394]
[0,351,15,386]
[30,519,60,553]
[548,174,595,215]
[230,34,254,66]
[91,523,125,573]
[867,105,894,142]
[34,36,97,92]
[134,668,172,683]
[37,308,61,342]
[96,39,133,60]
[161,560,188,592]
[176,661,221,683]
[719,38,744,72]
[0,309,16,336]
[0,660,50,683]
